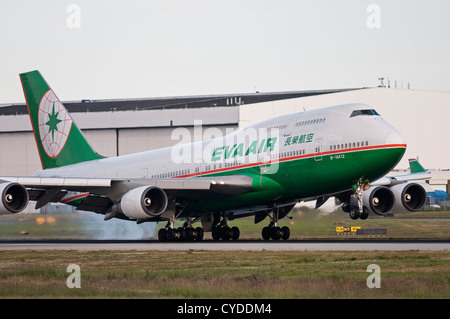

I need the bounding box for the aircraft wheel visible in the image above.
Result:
[360,207,369,220]
[262,226,271,240]
[220,226,232,240]
[184,227,195,241]
[175,227,186,241]
[231,226,240,240]
[212,227,221,241]
[271,227,282,240]
[195,227,204,241]
[158,228,167,242]
[167,228,177,242]
[281,226,290,240]
[349,207,360,220]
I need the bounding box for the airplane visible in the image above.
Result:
[0,70,430,241]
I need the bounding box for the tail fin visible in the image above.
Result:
[20,70,103,169]
[408,158,426,173]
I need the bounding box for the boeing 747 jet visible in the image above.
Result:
[0,71,429,241]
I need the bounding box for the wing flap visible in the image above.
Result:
[76,195,113,214]
[0,177,112,188]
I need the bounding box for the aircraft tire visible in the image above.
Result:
[220,226,232,240]
[184,227,195,241]
[360,207,369,220]
[158,228,167,242]
[167,228,177,241]
[271,227,282,240]
[231,226,240,240]
[195,227,204,241]
[281,226,290,240]
[175,227,186,241]
[262,226,271,240]
[349,207,360,220]
[212,227,221,241]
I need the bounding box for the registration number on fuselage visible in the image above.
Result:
[330,154,345,160]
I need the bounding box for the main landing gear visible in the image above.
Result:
[156,206,293,242]
[158,217,204,242]
[261,206,290,240]
[262,225,290,240]
[212,213,240,241]
[158,226,204,242]
[212,225,240,241]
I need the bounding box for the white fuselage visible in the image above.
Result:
[35,103,406,180]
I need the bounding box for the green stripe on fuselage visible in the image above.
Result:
[182,146,406,216]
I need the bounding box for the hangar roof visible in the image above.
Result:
[0,88,362,116]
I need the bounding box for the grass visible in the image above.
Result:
[1,207,449,240]
[0,250,448,298]
[197,207,450,240]
[0,208,448,299]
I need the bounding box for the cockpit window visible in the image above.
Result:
[350,109,380,117]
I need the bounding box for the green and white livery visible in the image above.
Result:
[0,70,430,241]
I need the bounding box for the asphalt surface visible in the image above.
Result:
[0,239,448,251]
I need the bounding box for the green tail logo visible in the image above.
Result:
[408,158,426,174]
[20,70,103,169]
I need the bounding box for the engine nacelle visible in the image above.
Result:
[390,183,426,213]
[0,182,29,215]
[363,186,395,216]
[118,186,168,219]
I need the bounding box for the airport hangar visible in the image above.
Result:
[1,86,449,212]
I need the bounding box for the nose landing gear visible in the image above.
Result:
[340,178,370,220]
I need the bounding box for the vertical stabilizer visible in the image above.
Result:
[20,70,103,169]
[408,158,426,174]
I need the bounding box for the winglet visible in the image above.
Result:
[408,158,426,173]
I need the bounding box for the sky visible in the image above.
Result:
[1,0,450,104]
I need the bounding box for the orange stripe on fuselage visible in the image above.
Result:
[173,143,407,178]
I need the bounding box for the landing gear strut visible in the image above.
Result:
[261,207,290,240]
[348,179,369,220]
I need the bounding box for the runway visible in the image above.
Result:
[0,240,449,251]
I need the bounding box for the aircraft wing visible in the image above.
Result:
[371,171,430,186]
[0,175,254,214]
[371,158,431,186]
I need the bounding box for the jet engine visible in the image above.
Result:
[390,182,426,213]
[117,186,168,219]
[362,186,395,216]
[0,182,29,215]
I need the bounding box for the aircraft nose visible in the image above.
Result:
[385,129,406,147]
